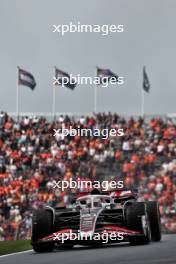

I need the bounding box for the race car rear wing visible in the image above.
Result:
[77,188,138,199]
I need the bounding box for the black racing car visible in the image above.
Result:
[31,189,161,252]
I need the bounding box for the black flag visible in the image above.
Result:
[97,67,119,85]
[18,67,36,90]
[54,67,77,90]
[143,66,150,93]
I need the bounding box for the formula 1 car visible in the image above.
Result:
[31,188,161,252]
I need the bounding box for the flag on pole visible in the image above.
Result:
[96,67,119,85]
[54,67,77,90]
[143,66,150,93]
[18,67,36,90]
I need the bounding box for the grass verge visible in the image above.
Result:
[0,240,32,256]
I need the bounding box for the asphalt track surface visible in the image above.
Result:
[1,235,176,264]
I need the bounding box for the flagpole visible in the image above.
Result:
[16,67,19,121]
[94,67,97,113]
[52,67,56,120]
[94,84,97,113]
[52,85,56,120]
[141,87,144,117]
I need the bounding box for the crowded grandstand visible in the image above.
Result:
[0,111,176,240]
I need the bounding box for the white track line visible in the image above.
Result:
[0,249,33,258]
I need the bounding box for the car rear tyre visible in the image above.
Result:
[31,209,54,252]
[146,201,161,242]
[125,202,151,245]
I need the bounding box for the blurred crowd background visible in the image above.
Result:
[0,111,176,240]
